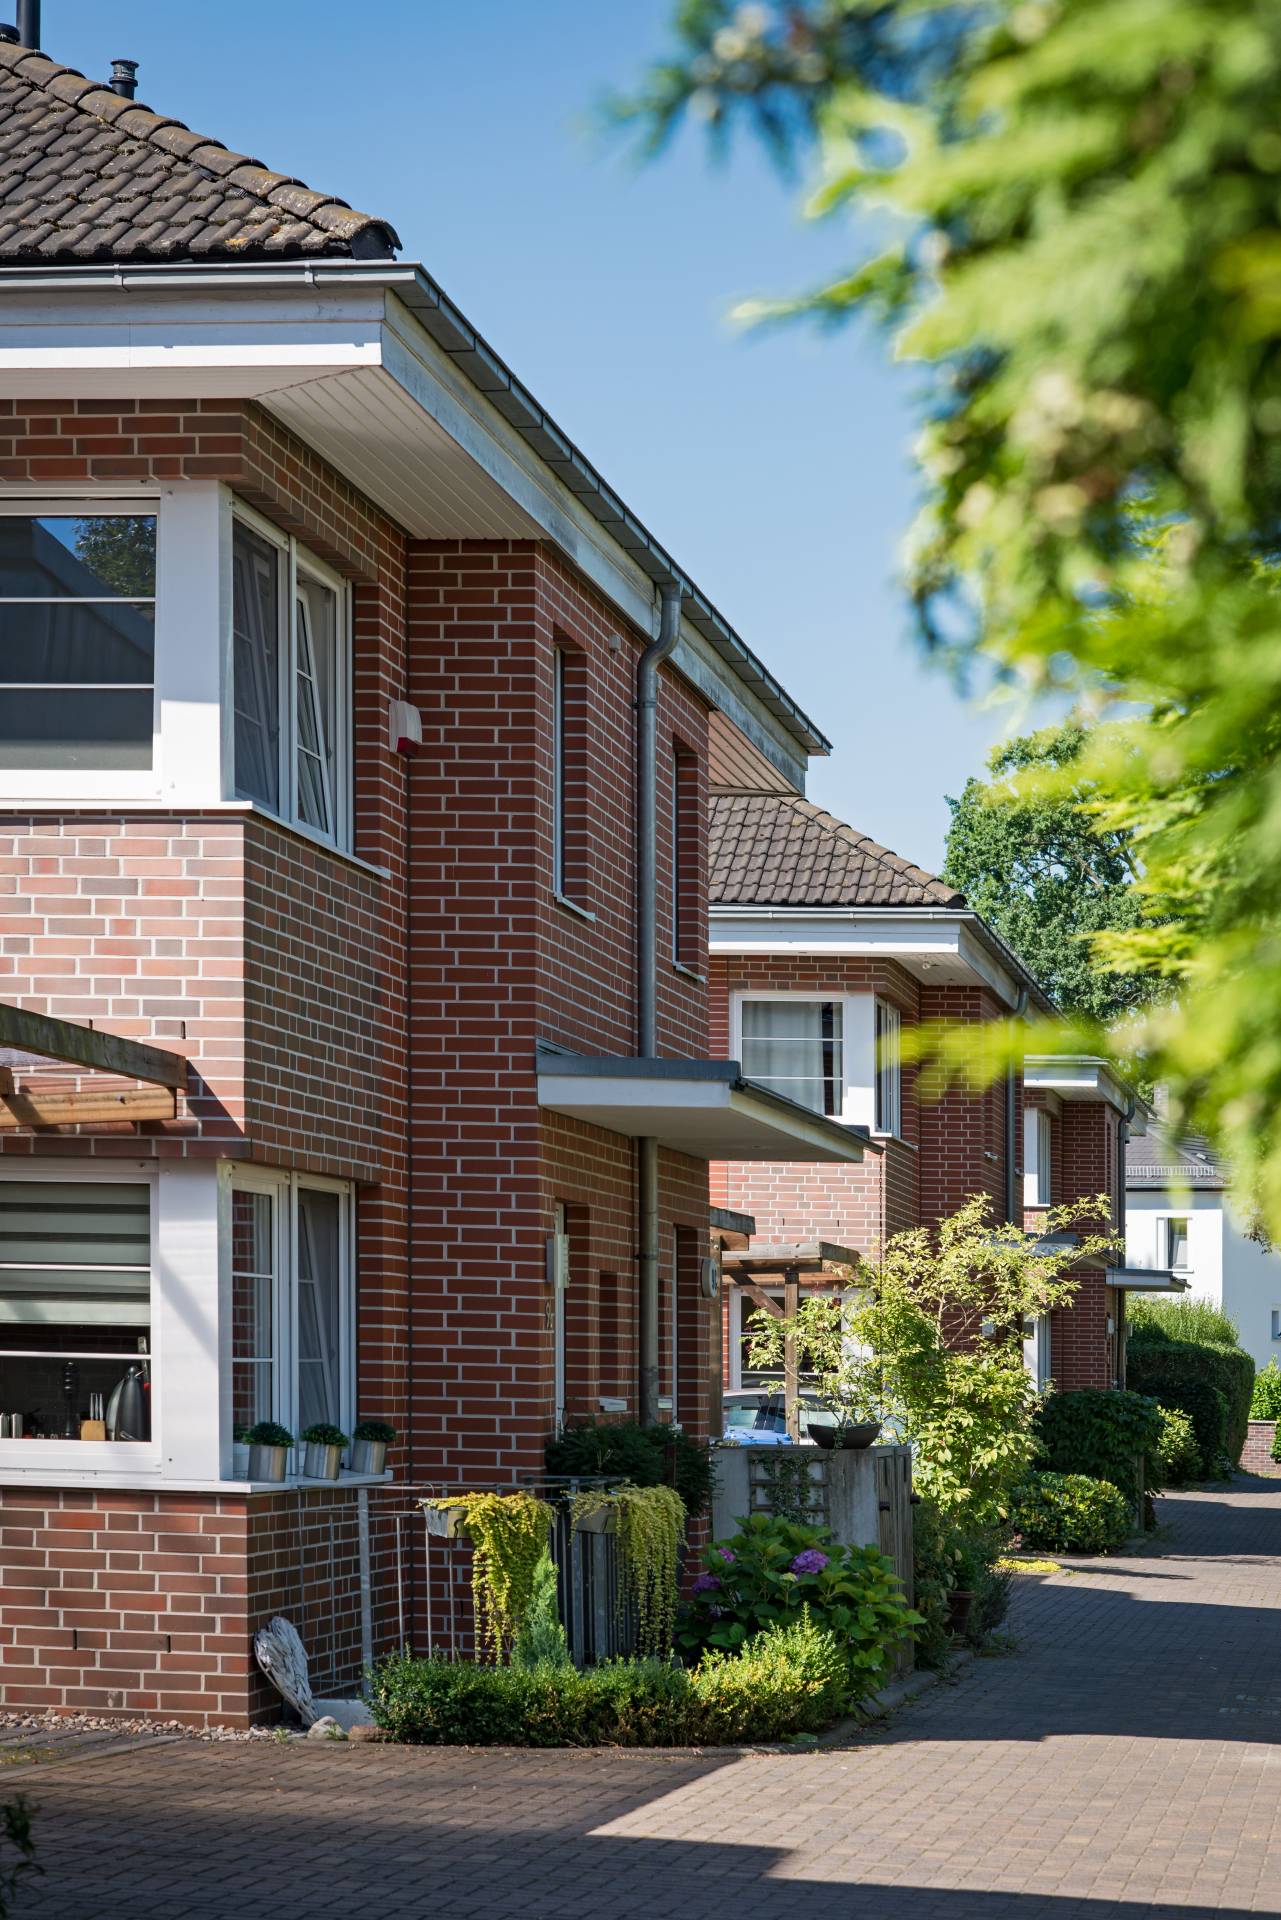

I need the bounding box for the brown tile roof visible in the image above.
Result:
[0,43,400,262]
[710,791,967,909]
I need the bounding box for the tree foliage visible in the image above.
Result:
[942,725,1164,1025]
[622,0,1281,1230]
[749,1195,1115,1528]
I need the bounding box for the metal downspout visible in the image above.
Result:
[1006,988,1029,1224]
[636,583,683,1427]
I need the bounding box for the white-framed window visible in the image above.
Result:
[228,1169,355,1447]
[552,646,567,894]
[0,504,157,773]
[1024,1108,1053,1207]
[1271,1308,1281,1342]
[732,991,877,1127]
[550,1203,569,1432]
[231,506,352,850]
[0,1165,157,1456]
[1165,1216,1190,1272]
[874,999,902,1138]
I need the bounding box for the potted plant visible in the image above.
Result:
[232,1423,251,1479]
[745,1294,882,1449]
[420,1497,471,1538]
[350,1419,396,1475]
[246,1421,294,1483]
[300,1423,349,1481]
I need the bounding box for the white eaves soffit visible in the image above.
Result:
[537,1056,871,1164]
[709,909,1028,1009]
[0,267,813,786]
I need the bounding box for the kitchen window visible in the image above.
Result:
[0,1176,153,1444]
[231,512,350,849]
[230,1172,354,1450]
[0,509,156,770]
[874,999,902,1137]
[740,999,845,1118]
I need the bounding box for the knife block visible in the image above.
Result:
[79,1419,106,1442]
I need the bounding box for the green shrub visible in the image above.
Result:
[1250,1358,1281,1420]
[545,1421,714,1516]
[510,1551,569,1671]
[369,1614,848,1747]
[952,1531,1013,1644]
[676,1512,919,1699]
[1128,1295,1240,1349]
[910,1499,959,1668]
[1153,1406,1201,1488]
[1011,1473,1131,1555]
[1034,1389,1163,1508]
[1126,1338,1254,1472]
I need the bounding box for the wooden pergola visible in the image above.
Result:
[0,1002,186,1131]
[723,1240,860,1440]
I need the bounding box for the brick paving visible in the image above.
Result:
[9,1479,1281,1920]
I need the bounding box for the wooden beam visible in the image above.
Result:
[0,1087,177,1130]
[0,1004,186,1089]
[738,1282,784,1321]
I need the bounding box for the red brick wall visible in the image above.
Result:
[1242,1421,1281,1475]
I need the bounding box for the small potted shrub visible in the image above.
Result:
[246,1421,294,1483]
[350,1419,396,1475]
[300,1423,349,1481]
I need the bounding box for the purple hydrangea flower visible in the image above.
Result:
[691,1573,722,1594]
[716,1547,735,1563]
[790,1549,829,1576]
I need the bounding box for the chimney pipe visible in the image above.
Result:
[15,0,38,48]
[109,58,138,99]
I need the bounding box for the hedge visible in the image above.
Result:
[1011,1473,1131,1555]
[1126,1337,1254,1474]
[370,1614,848,1747]
[1034,1389,1163,1507]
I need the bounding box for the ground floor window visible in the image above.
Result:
[0,1173,153,1443]
[230,1171,354,1444]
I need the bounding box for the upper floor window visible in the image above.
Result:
[740,999,844,1118]
[552,645,567,895]
[1024,1108,1053,1207]
[671,745,700,968]
[232,513,351,849]
[0,510,156,771]
[874,999,902,1137]
[1165,1216,1190,1271]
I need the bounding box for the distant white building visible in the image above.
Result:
[1125,1114,1281,1373]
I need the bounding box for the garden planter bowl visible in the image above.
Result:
[946,1587,976,1636]
[811,1421,882,1451]
[573,1503,617,1534]
[303,1441,342,1481]
[248,1443,289,1483]
[350,1437,387,1475]
[421,1502,469,1538]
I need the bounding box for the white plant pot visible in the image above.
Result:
[573,1504,617,1534]
[349,1438,387,1475]
[303,1442,342,1481]
[232,1442,250,1480]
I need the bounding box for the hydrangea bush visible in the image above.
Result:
[678,1513,920,1700]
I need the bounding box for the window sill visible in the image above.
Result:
[553,892,596,924]
[0,1466,396,1493]
[672,962,706,985]
[871,1132,916,1151]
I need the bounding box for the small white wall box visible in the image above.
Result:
[389,699,422,756]
[699,1255,721,1300]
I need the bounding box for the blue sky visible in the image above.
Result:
[52,0,1010,869]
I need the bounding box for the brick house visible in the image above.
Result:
[705,726,1173,1402]
[0,38,873,1724]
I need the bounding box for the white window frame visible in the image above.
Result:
[230,501,353,853]
[1162,1214,1191,1273]
[0,492,170,803]
[0,1161,160,1475]
[227,1167,355,1460]
[551,1204,569,1432]
[552,646,566,895]
[1024,1108,1053,1208]
[730,990,876,1129]
[874,998,902,1140]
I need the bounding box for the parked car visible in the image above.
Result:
[720,1389,837,1446]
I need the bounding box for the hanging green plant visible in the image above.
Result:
[614,1484,685,1656]
[422,1492,554,1659]
[568,1487,618,1534]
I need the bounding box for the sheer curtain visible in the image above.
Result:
[740,1000,843,1116]
[296,1189,342,1432]
[232,523,280,810]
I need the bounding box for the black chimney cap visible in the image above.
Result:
[0,24,18,42]
[109,58,138,100]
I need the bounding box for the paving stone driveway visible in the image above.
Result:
[10,1479,1281,1920]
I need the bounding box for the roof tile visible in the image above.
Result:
[710,791,966,910]
[0,42,400,261]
